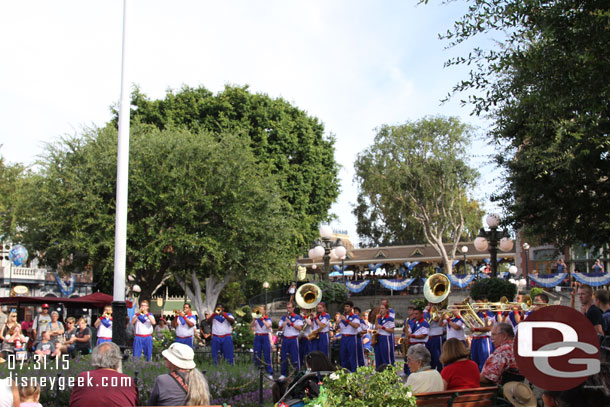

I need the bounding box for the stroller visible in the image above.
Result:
[275,370,334,407]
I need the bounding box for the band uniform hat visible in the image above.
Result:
[503,382,536,407]
[162,343,196,370]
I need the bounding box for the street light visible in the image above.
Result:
[473,214,514,277]
[310,225,346,278]
[263,281,270,310]
[461,245,469,275]
[523,243,530,289]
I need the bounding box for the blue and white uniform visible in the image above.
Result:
[446,315,466,344]
[312,312,331,357]
[376,312,396,368]
[96,315,112,345]
[175,313,197,348]
[424,312,444,372]
[211,312,234,365]
[339,312,360,372]
[299,314,314,363]
[387,307,396,365]
[356,316,368,367]
[470,312,493,371]
[253,315,273,375]
[133,313,154,361]
[405,318,429,375]
[279,313,304,376]
[506,311,521,333]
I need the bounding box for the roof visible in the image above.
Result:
[0,292,133,308]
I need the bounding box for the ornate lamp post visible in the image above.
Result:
[473,214,514,277]
[263,281,270,310]
[308,225,347,278]
[461,245,469,275]
[522,243,530,289]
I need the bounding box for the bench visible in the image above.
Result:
[415,386,499,407]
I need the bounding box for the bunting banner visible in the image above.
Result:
[368,263,384,271]
[452,260,460,267]
[447,274,476,288]
[404,261,420,271]
[333,264,349,272]
[345,280,370,293]
[572,271,610,287]
[55,273,75,296]
[529,272,568,288]
[379,278,415,291]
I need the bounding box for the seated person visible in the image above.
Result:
[440,338,480,390]
[405,344,444,394]
[34,331,61,358]
[64,318,91,355]
[480,323,520,385]
[272,350,335,404]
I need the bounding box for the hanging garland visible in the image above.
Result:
[55,273,75,296]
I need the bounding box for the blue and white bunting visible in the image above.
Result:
[55,273,75,296]
[368,263,385,272]
[333,264,349,272]
[379,278,415,291]
[447,274,476,288]
[529,272,568,288]
[345,280,370,293]
[404,261,420,271]
[572,271,610,287]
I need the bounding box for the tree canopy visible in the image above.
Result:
[353,116,483,274]
[434,0,610,246]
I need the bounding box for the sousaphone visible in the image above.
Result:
[424,273,451,304]
[295,283,323,310]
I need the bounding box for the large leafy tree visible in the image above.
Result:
[114,85,340,248]
[22,125,298,307]
[0,153,26,240]
[433,0,610,246]
[353,116,483,274]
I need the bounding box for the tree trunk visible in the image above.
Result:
[180,271,232,316]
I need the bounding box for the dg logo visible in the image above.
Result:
[515,305,600,390]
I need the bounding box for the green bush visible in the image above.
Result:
[529,287,543,298]
[305,365,416,407]
[317,280,348,305]
[469,277,517,302]
[152,329,176,353]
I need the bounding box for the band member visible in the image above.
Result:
[471,297,494,371]
[405,306,429,375]
[381,299,396,365]
[444,306,466,345]
[375,303,395,367]
[299,309,314,363]
[278,301,303,381]
[354,307,367,368]
[424,303,444,372]
[339,301,360,372]
[207,304,235,365]
[311,302,330,357]
[131,300,156,361]
[173,303,197,348]
[94,305,113,345]
[251,306,273,378]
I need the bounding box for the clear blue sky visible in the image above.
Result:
[0,1,501,245]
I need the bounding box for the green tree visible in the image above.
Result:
[0,153,26,240]
[353,116,483,274]
[22,124,298,308]
[115,85,340,249]
[432,0,610,246]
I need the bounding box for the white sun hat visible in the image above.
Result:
[162,343,196,370]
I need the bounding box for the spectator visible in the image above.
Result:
[593,259,604,273]
[0,377,19,407]
[199,312,211,346]
[69,342,139,407]
[0,307,7,330]
[20,315,33,335]
[155,318,170,339]
[148,343,210,406]
[556,258,567,274]
[32,304,51,341]
[405,344,444,394]
[48,311,65,345]
[542,362,610,407]
[64,318,91,355]
[502,381,536,407]
[34,331,61,358]
[440,338,480,390]
[59,317,77,355]
[1,312,20,358]
[17,378,42,407]
[594,290,610,336]
[480,323,520,385]
[575,284,604,335]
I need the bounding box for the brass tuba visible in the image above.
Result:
[295,283,323,310]
[424,273,451,304]
[251,306,264,319]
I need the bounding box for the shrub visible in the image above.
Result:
[305,365,416,407]
[317,280,348,305]
[469,277,517,302]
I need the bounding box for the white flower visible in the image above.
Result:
[241,344,245,347]
[329,372,339,380]
[406,391,412,398]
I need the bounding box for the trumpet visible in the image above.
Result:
[173,309,181,315]
[251,306,264,320]
[103,311,112,318]
[307,329,321,341]
[215,307,223,314]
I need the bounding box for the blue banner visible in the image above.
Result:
[572,271,610,287]
[529,272,568,288]
[447,274,476,288]
[368,263,384,271]
[55,273,75,296]
[379,278,415,291]
[333,264,349,272]
[404,261,420,271]
[345,280,370,293]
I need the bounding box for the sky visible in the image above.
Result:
[0,1,501,246]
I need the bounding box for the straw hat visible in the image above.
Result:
[162,343,196,370]
[503,382,536,407]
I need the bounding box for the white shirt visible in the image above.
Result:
[0,378,13,407]
[406,369,444,394]
[446,316,466,341]
[427,319,444,336]
[279,314,304,338]
[175,314,197,338]
[472,312,492,338]
[135,313,153,336]
[97,316,113,339]
[211,313,234,336]
[377,313,395,336]
[253,316,272,335]
[314,313,331,333]
[408,319,430,343]
[339,313,359,336]
[302,315,314,336]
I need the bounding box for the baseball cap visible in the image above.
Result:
[42,303,49,308]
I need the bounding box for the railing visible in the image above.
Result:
[0,266,48,281]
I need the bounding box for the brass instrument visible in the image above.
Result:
[295,283,323,310]
[251,306,264,320]
[173,309,181,315]
[307,328,321,341]
[215,307,223,314]
[368,306,380,324]
[397,337,409,357]
[370,329,379,346]
[424,273,451,304]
